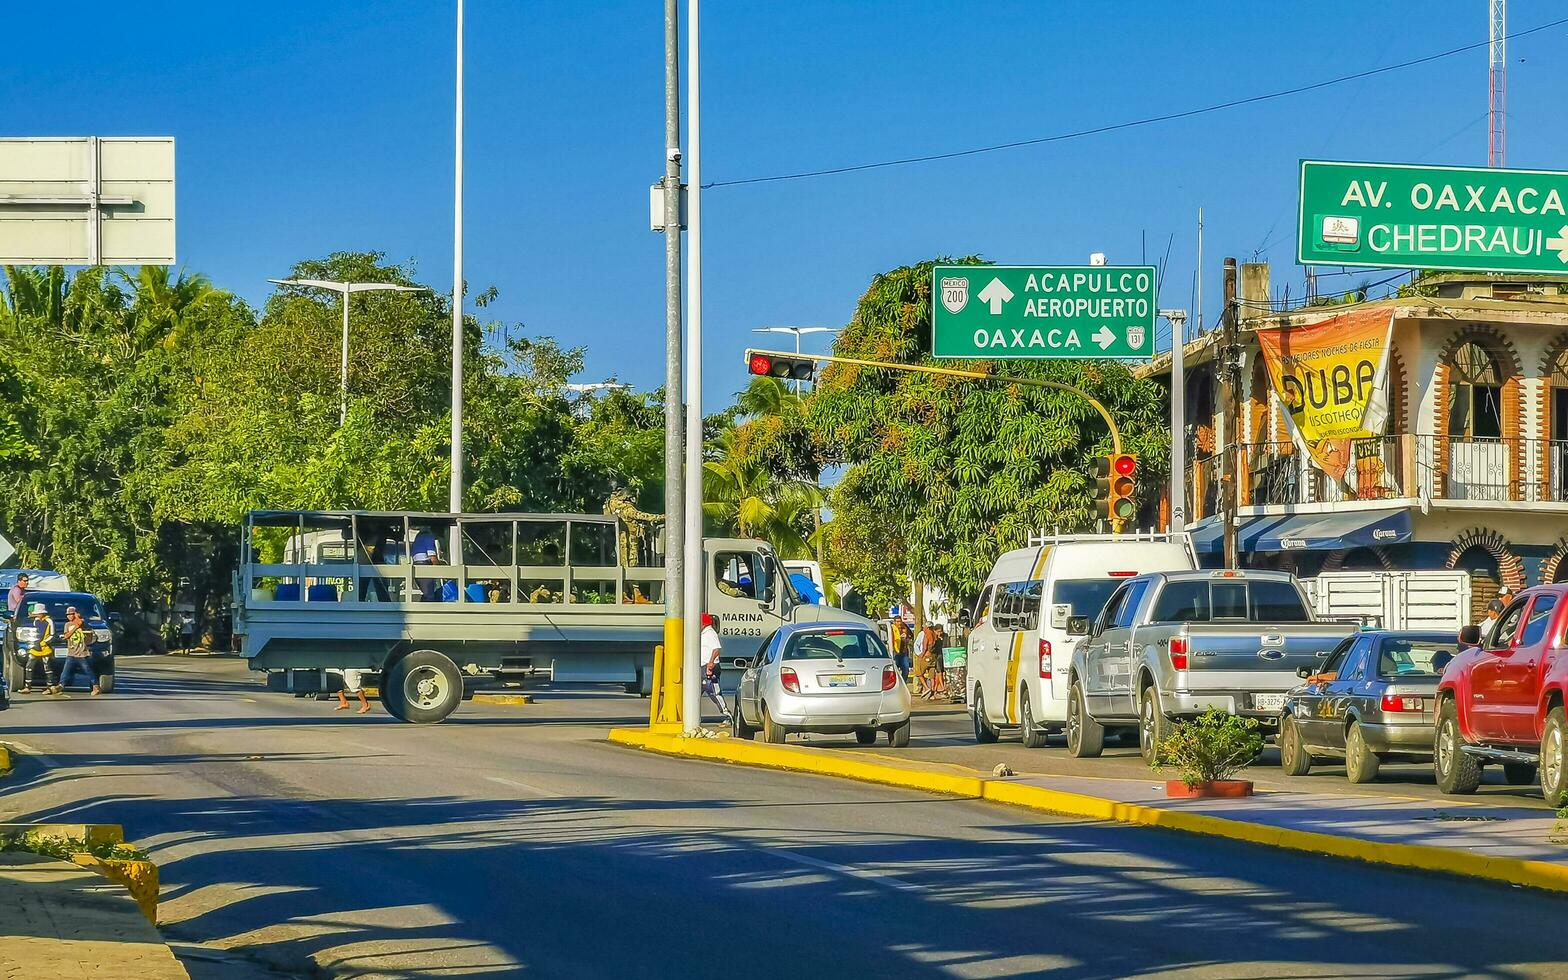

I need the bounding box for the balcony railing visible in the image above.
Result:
[1189,435,1568,519]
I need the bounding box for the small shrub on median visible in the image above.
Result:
[1151,708,1264,789]
[0,830,148,862]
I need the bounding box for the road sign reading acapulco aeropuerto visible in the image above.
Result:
[1299,160,1568,275]
[931,265,1156,359]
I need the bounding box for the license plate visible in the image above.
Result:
[1253,693,1287,712]
[821,673,857,688]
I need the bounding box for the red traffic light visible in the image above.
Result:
[1113,453,1137,477]
[748,352,774,376]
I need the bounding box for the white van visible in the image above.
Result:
[966,534,1196,746]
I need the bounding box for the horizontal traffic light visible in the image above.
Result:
[745,349,815,382]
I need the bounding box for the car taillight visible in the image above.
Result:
[781,667,800,693]
[1381,694,1422,712]
[882,665,897,691]
[1170,636,1189,671]
[1039,639,1052,679]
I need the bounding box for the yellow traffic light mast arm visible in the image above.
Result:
[745,348,1123,454]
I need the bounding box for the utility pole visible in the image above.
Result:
[1159,309,1188,532]
[449,0,465,516]
[658,0,686,727]
[680,0,705,731]
[1219,258,1240,569]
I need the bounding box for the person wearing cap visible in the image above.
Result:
[58,605,100,696]
[700,613,730,722]
[1472,598,1505,645]
[7,573,29,616]
[19,601,59,695]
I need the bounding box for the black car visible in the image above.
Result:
[4,591,116,694]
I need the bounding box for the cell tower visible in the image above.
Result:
[1489,0,1506,167]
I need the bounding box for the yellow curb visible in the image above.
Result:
[609,727,1568,896]
[72,853,160,924]
[472,693,534,705]
[0,743,11,776]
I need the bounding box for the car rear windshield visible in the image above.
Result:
[1052,579,1123,622]
[783,630,889,661]
[1377,638,1456,678]
[1150,579,1310,623]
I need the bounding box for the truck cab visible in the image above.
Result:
[1437,584,1568,805]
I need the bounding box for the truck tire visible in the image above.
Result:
[1541,707,1568,807]
[96,673,114,694]
[1018,687,1048,748]
[383,650,462,724]
[1435,698,1482,795]
[970,687,999,744]
[4,653,24,694]
[886,718,911,748]
[1138,686,1170,766]
[1503,762,1537,786]
[761,702,787,744]
[1066,682,1103,758]
[731,696,756,740]
[1344,721,1380,784]
[1279,714,1313,776]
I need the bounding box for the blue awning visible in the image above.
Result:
[1188,508,1412,557]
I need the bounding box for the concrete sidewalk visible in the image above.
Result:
[0,852,188,980]
[612,728,1568,892]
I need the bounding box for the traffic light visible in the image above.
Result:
[745,349,815,383]
[1094,453,1138,526]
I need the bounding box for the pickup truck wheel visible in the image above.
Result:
[96,673,114,694]
[761,702,787,744]
[1435,699,1482,795]
[1018,688,1047,748]
[1138,688,1169,766]
[1541,707,1568,807]
[1279,715,1313,776]
[886,718,911,748]
[731,696,756,739]
[1344,722,1380,784]
[384,650,462,724]
[854,727,877,745]
[4,653,25,694]
[1066,682,1103,758]
[971,688,999,744]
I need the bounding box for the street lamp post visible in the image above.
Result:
[750,326,838,393]
[267,278,428,424]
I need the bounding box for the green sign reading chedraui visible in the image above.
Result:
[1299,160,1568,275]
[930,265,1156,360]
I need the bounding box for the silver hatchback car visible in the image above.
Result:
[732,622,913,746]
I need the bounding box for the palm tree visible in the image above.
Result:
[703,431,822,558]
[1,266,65,328]
[735,375,802,419]
[120,266,225,350]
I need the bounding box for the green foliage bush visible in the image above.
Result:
[1151,708,1264,788]
[0,830,148,863]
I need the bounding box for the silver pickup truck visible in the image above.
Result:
[1065,570,1355,763]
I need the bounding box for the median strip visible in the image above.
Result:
[608,728,1568,896]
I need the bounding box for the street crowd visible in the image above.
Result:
[6,573,101,697]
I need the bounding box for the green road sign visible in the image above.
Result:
[930,265,1156,360]
[1299,160,1568,275]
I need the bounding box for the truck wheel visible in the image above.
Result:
[1138,687,1169,766]
[1503,762,1537,786]
[761,702,787,743]
[731,696,756,740]
[4,653,24,694]
[1344,722,1380,784]
[886,718,911,748]
[1541,707,1568,807]
[854,727,877,745]
[1066,682,1103,758]
[383,650,462,724]
[971,687,999,744]
[1279,715,1313,776]
[1435,699,1482,795]
[1019,688,1048,748]
[96,673,114,694]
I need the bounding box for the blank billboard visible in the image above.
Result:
[0,137,175,265]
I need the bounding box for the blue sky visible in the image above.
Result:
[5,2,1567,406]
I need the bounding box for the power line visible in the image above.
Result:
[706,15,1568,190]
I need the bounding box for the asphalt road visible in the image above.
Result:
[1,655,1567,979]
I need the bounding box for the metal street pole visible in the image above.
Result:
[659,0,686,728]
[1220,258,1240,569]
[680,0,704,730]
[267,279,428,426]
[1159,309,1188,532]
[450,0,466,516]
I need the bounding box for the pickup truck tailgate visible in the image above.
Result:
[1181,623,1352,693]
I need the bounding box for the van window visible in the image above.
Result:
[1052,579,1123,624]
[996,580,1042,632]
[973,586,994,629]
[1151,581,1210,623]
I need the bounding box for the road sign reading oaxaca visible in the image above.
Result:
[930,265,1156,360]
[1299,160,1568,275]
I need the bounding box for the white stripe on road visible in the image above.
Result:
[486,775,560,797]
[764,846,929,894]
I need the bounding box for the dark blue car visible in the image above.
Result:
[4,591,117,694]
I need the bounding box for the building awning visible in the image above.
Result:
[1188,508,1413,557]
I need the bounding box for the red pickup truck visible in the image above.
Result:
[1439,584,1568,806]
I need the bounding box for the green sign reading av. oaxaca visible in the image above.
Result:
[1299,160,1568,275]
[930,265,1156,360]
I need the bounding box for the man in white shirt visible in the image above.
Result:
[911,623,929,698]
[700,613,730,721]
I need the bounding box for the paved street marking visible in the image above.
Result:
[486,775,559,797]
[764,846,929,894]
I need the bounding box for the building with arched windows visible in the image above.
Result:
[1148,270,1568,623]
